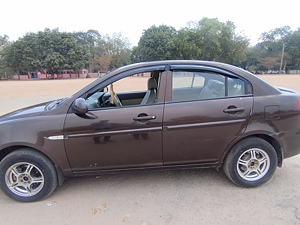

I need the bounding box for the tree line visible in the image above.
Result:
[0,17,299,78]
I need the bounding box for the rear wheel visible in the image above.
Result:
[224,137,277,188]
[0,148,58,202]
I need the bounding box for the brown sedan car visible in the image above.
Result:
[1,60,300,202]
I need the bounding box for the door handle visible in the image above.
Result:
[133,115,156,121]
[223,107,245,114]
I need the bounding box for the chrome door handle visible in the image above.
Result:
[133,115,156,121]
[223,107,245,114]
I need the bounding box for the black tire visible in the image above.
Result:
[0,148,58,202]
[223,137,277,188]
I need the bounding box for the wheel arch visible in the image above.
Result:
[253,134,283,167]
[0,145,65,185]
[223,134,283,167]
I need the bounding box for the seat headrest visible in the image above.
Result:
[207,80,224,91]
[213,81,224,91]
[148,77,157,90]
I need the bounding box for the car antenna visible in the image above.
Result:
[213,50,226,61]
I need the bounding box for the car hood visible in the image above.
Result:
[0,102,49,122]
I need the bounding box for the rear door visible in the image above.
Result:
[162,66,253,165]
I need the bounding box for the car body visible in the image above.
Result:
[1,60,300,202]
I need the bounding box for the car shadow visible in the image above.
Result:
[53,168,232,198]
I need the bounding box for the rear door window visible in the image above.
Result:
[171,70,249,102]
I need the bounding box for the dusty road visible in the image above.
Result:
[0,75,300,225]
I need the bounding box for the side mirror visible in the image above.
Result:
[72,98,88,114]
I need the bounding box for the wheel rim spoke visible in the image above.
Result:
[25,164,34,174]
[9,181,19,188]
[259,157,267,165]
[242,169,251,177]
[26,185,33,194]
[250,150,257,160]
[31,177,43,184]
[238,158,249,167]
[256,168,262,176]
[11,167,20,177]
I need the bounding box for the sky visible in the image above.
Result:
[0,0,299,46]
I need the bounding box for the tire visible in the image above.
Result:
[0,148,58,202]
[223,137,277,188]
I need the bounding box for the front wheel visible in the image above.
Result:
[0,149,58,202]
[223,137,278,188]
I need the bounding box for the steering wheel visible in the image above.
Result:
[97,92,106,107]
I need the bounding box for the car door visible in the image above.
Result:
[64,69,166,172]
[162,66,254,165]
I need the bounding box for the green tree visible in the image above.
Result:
[285,29,300,69]
[0,35,9,51]
[72,31,131,72]
[4,38,32,75]
[131,46,142,63]
[4,28,88,75]
[242,44,278,73]
[260,26,291,43]
[259,26,291,72]
[44,52,65,74]
[0,35,13,78]
[187,18,249,64]
[94,32,132,71]
[136,25,177,61]
[259,26,291,58]
[241,26,295,73]
[172,29,201,60]
[133,18,249,65]
[72,30,101,71]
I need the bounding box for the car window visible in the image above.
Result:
[227,77,246,97]
[86,71,161,110]
[172,71,205,88]
[172,70,247,102]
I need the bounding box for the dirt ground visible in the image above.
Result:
[0,75,300,225]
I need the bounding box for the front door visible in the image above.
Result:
[64,105,163,172]
[64,70,165,172]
